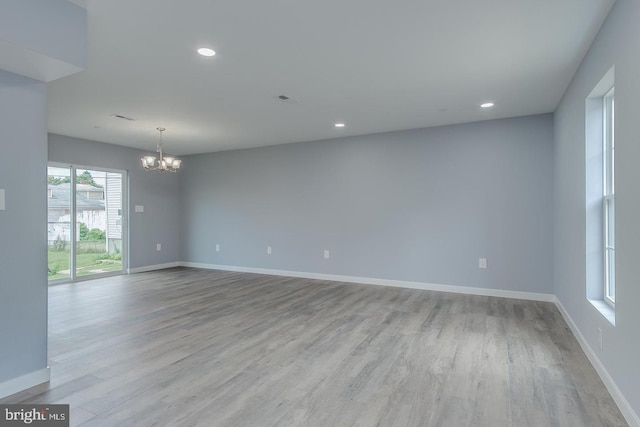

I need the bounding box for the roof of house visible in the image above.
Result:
[48,184,105,211]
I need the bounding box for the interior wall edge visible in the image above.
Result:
[554,297,640,427]
[178,262,555,302]
[127,262,182,274]
[0,368,50,401]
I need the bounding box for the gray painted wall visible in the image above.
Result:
[181,114,554,293]
[49,134,181,269]
[0,70,48,383]
[0,0,87,81]
[554,0,640,417]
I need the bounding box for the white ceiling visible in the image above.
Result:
[52,0,615,155]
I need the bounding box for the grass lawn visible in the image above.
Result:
[48,249,122,281]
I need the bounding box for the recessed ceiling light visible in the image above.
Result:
[197,47,216,57]
[335,123,345,128]
[480,102,495,108]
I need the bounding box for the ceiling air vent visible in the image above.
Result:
[277,94,297,104]
[110,113,135,121]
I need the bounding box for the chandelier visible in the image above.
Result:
[141,127,182,172]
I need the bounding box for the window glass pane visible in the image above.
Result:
[603,88,615,197]
[611,94,615,193]
[75,169,123,277]
[608,198,615,248]
[48,166,72,281]
[604,198,615,303]
[607,249,616,301]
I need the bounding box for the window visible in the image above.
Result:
[603,87,615,305]
[585,67,615,323]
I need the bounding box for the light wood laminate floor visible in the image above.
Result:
[2,268,627,426]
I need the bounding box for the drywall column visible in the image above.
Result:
[0,0,86,398]
[0,70,49,396]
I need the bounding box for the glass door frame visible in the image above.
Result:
[48,162,129,284]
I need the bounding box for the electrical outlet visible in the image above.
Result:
[215,244,220,252]
[598,328,603,350]
[479,258,487,269]
[324,250,330,259]
[156,243,161,251]
[267,246,272,255]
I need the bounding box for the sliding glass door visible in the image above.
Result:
[47,164,127,283]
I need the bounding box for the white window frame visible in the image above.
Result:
[602,86,615,306]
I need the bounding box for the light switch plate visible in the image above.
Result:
[135,205,144,213]
[0,189,4,210]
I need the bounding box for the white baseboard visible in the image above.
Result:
[554,297,640,427]
[128,262,181,274]
[180,262,555,302]
[0,368,50,400]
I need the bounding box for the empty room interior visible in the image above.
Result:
[1,0,639,426]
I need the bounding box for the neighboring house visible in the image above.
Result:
[47,183,105,244]
[105,173,123,251]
